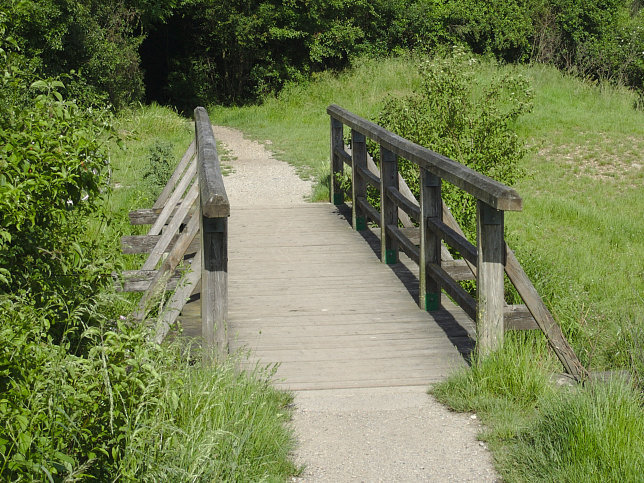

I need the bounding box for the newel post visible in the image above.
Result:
[330,117,344,205]
[195,106,230,361]
[476,201,505,357]
[420,168,442,311]
[379,146,398,264]
[351,129,367,231]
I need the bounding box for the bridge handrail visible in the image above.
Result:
[327,104,522,212]
[327,104,587,381]
[195,107,229,357]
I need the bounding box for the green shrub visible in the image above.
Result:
[374,49,532,240]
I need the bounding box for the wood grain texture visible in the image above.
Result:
[505,245,588,380]
[195,107,230,218]
[476,201,505,357]
[328,105,523,211]
[379,146,399,264]
[149,159,197,236]
[420,168,442,311]
[178,204,470,390]
[351,130,368,231]
[152,140,196,211]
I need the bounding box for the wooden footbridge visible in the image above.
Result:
[116,106,587,390]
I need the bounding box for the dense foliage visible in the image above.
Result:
[372,50,532,240]
[2,0,641,109]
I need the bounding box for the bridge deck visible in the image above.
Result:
[180,203,474,390]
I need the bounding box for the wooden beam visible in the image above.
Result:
[476,201,505,357]
[504,304,539,330]
[351,130,368,231]
[420,168,442,311]
[427,218,478,266]
[153,139,196,211]
[112,269,183,292]
[149,159,197,236]
[330,117,344,205]
[379,146,398,264]
[386,186,421,221]
[427,263,476,320]
[142,183,199,271]
[328,105,523,211]
[505,245,588,381]
[386,224,420,265]
[120,234,199,255]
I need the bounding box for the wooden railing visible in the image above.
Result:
[328,104,587,381]
[117,107,229,358]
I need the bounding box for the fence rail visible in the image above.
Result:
[328,104,586,381]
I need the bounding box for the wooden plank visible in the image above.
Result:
[442,260,476,282]
[386,185,421,221]
[427,218,478,266]
[134,213,200,320]
[379,146,398,264]
[355,164,381,188]
[476,201,505,357]
[154,250,202,344]
[128,206,191,225]
[120,234,199,255]
[356,196,380,225]
[351,130,368,231]
[195,107,230,218]
[420,168,442,311]
[142,183,199,270]
[505,245,588,381]
[152,139,196,210]
[334,145,352,166]
[330,117,344,204]
[201,216,228,357]
[504,304,539,331]
[442,201,477,277]
[328,105,523,211]
[427,263,476,320]
[112,269,182,292]
[149,159,197,236]
[386,224,420,265]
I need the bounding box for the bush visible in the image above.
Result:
[374,49,532,240]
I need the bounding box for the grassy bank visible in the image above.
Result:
[207,55,644,481]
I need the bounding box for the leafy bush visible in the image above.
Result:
[143,141,174,198]
[374,49,532,239]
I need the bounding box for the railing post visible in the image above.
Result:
[476,200,505,357]
[330,117,344,205]
[420,168,442,311]
[201,215,228,358]
[195,106,230,362]
[351,129,367,231]
[380,146,398,264]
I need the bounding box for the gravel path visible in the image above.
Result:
[212,125,499,482]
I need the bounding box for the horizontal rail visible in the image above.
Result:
[328,104,522,211]
[427,218,477,266]
[195,107,230,218]
[356,165,381,188]
[386,186,420,221]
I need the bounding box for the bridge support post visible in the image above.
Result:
[380,146,398,264]
[420,169,442,311]
[330,118,344,205]
[476,201,505,357]
[351,130,367,231]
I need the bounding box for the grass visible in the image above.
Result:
[100,103,298,480]
[206,54,644,481]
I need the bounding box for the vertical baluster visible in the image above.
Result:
[420,168,442,311]
[351,130,367,230]
[379,146,398,264]
[476,201,505,357]
[330,117,344,205]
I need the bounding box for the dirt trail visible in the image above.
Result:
[213,125,499,482]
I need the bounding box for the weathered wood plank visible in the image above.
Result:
[420,168,442,311]
[386,185,421,221]
[120,234,200,255]
[351,130,368,231]
[427,263,476,320]
[134,213,200,320]
[504,304,539,331]
[142,183,199,270]
[152,140,196,210]
[330,117,344,205]
[386,224,420,264]
[355,164,381,189]
[128,206,191,225]
[476,201,505,357]
[154,250,202,344]
[505,245,588,380]
[380,146,398,264]
[113,269,182,292]
[427,218,478,266]
[149,159,197,236]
